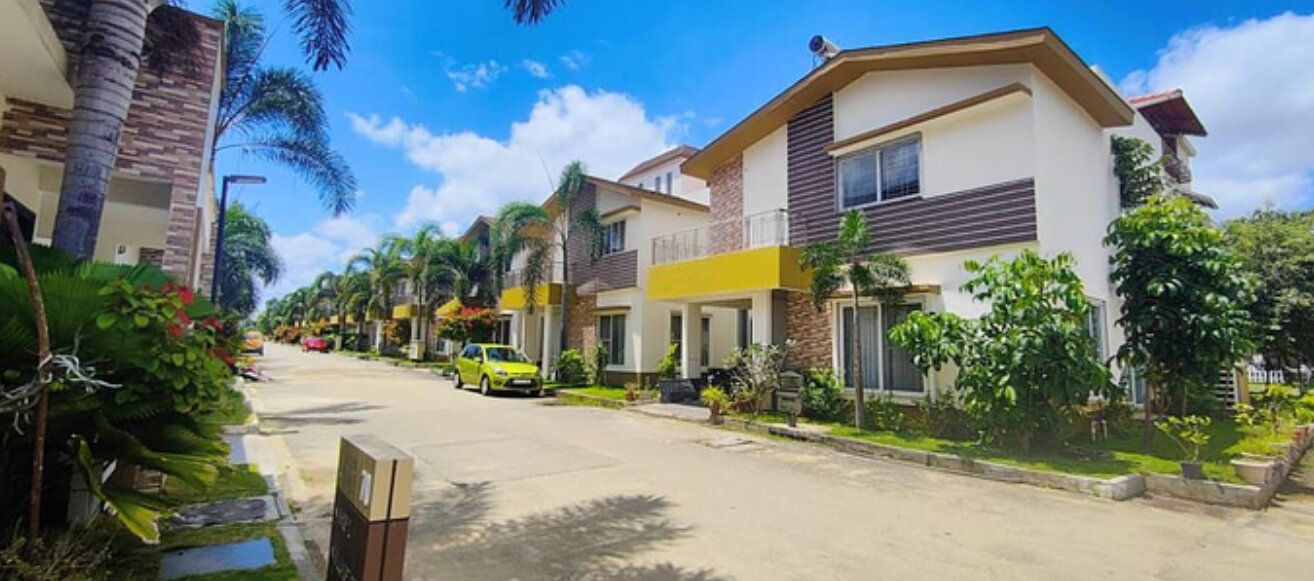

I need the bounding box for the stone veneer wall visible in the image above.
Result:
[786,291,832,371]
[708,154,743,254]
[566,292,597,355]
[0,0,222,284]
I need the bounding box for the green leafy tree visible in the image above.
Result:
[1106,195,1253,433]
[889,251,1112,449]
[1224,208,1314,375]
[1110,135,1165,208]
[801,210,910,428]
[215,202,281,316]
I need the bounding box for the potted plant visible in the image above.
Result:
[701,386,730,425]
[625,382,641,403]
[1155,415,1212,480]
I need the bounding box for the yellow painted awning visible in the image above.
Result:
[647,246,810,301]
[392,304,416,320]
[329,315,340,324]
[500,282,563,310]
[435,299,462,318]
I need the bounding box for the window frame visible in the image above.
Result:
[665,171,674,194]
[833,300,928,396]
[1086,297,1108,362]
[600,220,626,256]
[836,134,923,212]
[597,314,626,367]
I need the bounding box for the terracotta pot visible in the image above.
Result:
[1180,462,1206,480]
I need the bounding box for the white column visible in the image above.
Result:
[750,290,774,346]
[541,307,555,378]
[509,311,522,349]
[681,303,702,378]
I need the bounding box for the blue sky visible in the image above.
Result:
[183,0,1314,301]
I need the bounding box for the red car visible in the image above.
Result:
[301,335,329,353]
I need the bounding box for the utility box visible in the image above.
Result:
[777,372,803,427]
[327,435,414,581]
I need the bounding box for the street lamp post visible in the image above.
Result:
[211,174,266,306]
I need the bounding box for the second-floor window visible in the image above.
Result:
[601,220,626,255]
[665,171,674,194]
[838,135,921,209]
[654,175,662,192]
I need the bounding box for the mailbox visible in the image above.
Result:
[327,435,414,581]
[776,372,803,427]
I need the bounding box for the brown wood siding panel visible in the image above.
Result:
[786,95,1037,256]
[574,250,639,295]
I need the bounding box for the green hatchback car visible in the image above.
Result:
[454,343,543,396]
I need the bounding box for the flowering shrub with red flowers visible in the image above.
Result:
[436,307,499,344]
[382,319,410,350]
[97,278,238,413]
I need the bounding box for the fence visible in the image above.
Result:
[651,208,790,265]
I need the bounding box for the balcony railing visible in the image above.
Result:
[503,261,565,288]
[651,209,790,265]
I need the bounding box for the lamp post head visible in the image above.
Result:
[223,175,267,185]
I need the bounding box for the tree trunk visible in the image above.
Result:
[51,0,153,258]
[6,201,52,540]
[1142,377,1155,450]
[852,291,865,429]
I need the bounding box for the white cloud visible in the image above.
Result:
[265,214,384,302]
[522,59,551,79]
[560,49,589,70]
[347,85,680,230]
[445,59,507,92]
[1120,12,1314,217]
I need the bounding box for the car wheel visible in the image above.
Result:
[534,389,544,398]
[258,348,264,356]
[454,372,464,389]
[480,376,491,396]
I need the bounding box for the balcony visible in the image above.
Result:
[647,209,810,302]
[500,261,565,310]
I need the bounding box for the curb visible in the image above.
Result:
[554,389,659,410]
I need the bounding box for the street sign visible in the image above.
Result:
[327,435,414,581]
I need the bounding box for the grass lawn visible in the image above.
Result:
[736,414,1296,484]
[160,463,269,506]
[559,386,628,401]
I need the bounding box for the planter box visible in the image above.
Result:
[1231,458,1283,486]
[1145,423,1314,509]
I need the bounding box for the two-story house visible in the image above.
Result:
[0,0,224,291]
[500,148,740,384]
[648,28,1168,397]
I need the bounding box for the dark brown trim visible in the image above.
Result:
[825,83,1032,152]
[601,205,641,221]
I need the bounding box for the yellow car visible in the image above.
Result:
[454,343,542,396]
[242,330,265,355]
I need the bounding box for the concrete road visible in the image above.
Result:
[246,344,1314,580]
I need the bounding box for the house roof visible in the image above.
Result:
[682,27,1134,178]
[1129,89,1207,137]
[458,216,492,243]
[543,175,710,215]
[617,145,701,182]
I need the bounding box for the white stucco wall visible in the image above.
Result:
[831,66,1037,198]
[621,158,706,201]
[1031,72,1124,359]
[742,125,789,216]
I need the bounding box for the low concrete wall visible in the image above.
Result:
[1144,424,1314,509]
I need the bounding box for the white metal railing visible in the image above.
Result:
[651,209,790,265]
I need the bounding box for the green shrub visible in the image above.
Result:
[0,519,128,581]
[553,349,588,386]
[1156,415,1212,463]
[700,386,730,409]
[915,393,972,439]
[587,345,610,386]
[801,368,845,422]
[863,393,910,433]
[656,343,679,380]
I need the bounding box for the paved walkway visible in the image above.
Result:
[247,344,1314,580]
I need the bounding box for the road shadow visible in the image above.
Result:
[258,402,382,428]
[405,482,722,580]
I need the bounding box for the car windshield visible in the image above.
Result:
[485,347,529,363]
[244,332,261,340]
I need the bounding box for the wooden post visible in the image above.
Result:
[3,168,54,540]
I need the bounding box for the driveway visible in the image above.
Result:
[245,344,1314,580]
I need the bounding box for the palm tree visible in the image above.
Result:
[435,238,494,307]
[49,0,565,259]
[211,1,356,214]
[385,225,446,357]
[802,210,911,429]
[491,161,602,352]
[347,245,404,350]
[215,202,281,316]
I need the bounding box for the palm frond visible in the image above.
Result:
[229,133,357,214]
[234,68,329,140]
[283,0,352,71]
[506,0,566,24]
